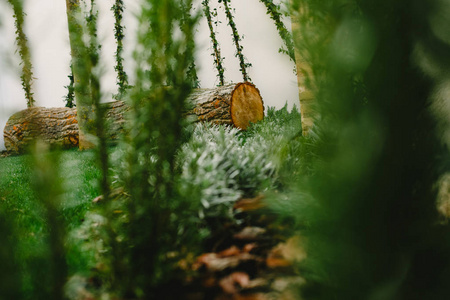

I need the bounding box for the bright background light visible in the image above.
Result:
[0,0,299,150]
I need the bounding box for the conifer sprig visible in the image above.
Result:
[220,0,252,82]
[84,0,111,202]
[63,64,75,107]
[181,1,200,88]
[110,1,202,297]
[8,0,35,107]
[259,0,295,61]
[202,0,225,85]
[111,0,129,98]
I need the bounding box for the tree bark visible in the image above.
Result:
[186,82,264,129]
[290,1,315,136]
[3,107,79,153]
[3,83,264,153]
[65,0,95,150]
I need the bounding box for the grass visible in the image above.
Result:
[0,106,305,298]
[0,149,101,297]
[0,148,100,225]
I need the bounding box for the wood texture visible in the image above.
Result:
[230,82,264,130]
[187,82,264,130]
[3,83,264,153]
[3,102,129,153]
[4,107,79,153]
[290,0,315,136]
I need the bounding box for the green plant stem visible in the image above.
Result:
[64,64,75,107]
[220,0,251,82]
[259,0,295,61]
[8,0,35,107]
[111,0,129,97]
[32,150,67,300]
[182,1,200,88]
[87,0,110,203]
[120,0,200,296]
[65,0,95,149]
[202,0,225,85]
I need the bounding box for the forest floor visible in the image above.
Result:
[0,107,306,299]
[0,151,306,300]
[171,195,305,300]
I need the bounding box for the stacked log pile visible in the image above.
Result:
[3,82,264,153]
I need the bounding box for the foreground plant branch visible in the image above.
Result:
[86,0,111,203]
[111,0,129,97]
[181,1,200,88]
[220,0,252,82]
[259,0,295,62]
[103,1,204,297]
[202,0,225,85]
[8,0,35,107]
[65,0,95,149]
[63,64,75,108]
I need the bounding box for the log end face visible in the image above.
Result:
[230,82,264,130]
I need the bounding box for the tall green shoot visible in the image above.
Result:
[65,0,95,149]
[63,64,75,108]
[202,0,225,86]
[84,0,110,203]
[220,0,252,82]
[103,0,203,297]
[286,0,450,298]
[259,0,295,61]
[31,146,67,300]
[8,0,35,107]
[111,0,129,98]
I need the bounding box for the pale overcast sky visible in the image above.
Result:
[0,0,299,150]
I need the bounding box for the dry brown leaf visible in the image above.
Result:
[267,235,306,268]
[234,195,266,212]
[232,293,269,300]
[244,278,269,290]
[219,272,250,294]
[243,243,258,253]
[194,253,258,272]
[266,257,292,268]
[92,195,103,203]
[233,227,266,240]
[202,275,217,288]
[219,245,241,257]
[271,277,306,292]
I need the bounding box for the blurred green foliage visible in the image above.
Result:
[7,0,35,107]
[285,0,450,299]
[0,149,100,299]
[2,0,450,299]
[111,0,130,99]
[0,104,305,299]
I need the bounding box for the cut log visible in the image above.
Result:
[3,107,79,153]
[3,82,264,153]
[186,82,264,129]
[3,101,129,154]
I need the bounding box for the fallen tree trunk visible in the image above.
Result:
[186,82,264,129]
[3,107,79,153]
[3,82,264,153]
[3,101,129,153]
